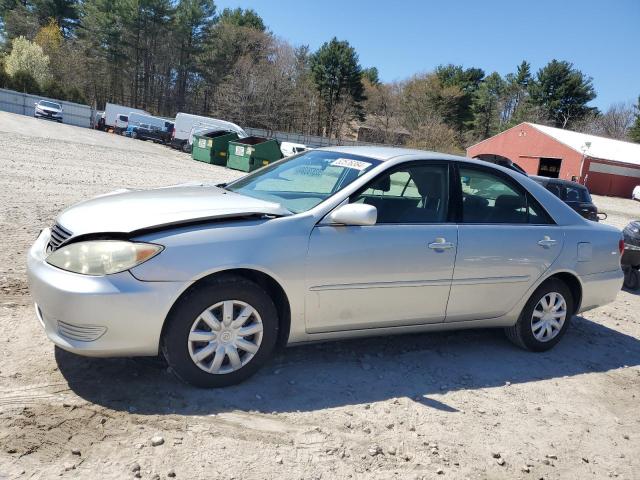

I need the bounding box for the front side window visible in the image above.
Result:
[545,182,562,198]
[352,164,449,223]
[460,167,551,224]
[226,150,381,213]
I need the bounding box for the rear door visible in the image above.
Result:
[446,164,563,322]
[305,162,457,333]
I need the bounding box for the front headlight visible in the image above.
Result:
[46,240,163,275]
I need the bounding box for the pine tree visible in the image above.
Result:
[310,37,365,137]
[471,72,504,139]
[629,96,640,143]
[529,60,596,129]
[500,61,531,125]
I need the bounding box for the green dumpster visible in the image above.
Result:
[191,131,240,165]
[227,136,283,172]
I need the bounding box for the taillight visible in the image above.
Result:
[619,239,625,255]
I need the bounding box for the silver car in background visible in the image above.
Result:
[27,147,624,387]
[34,100,63,123]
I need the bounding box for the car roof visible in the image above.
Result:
[530,175,586,188]
[317,145,468,162]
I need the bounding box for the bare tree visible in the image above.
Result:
[576,102,634,140]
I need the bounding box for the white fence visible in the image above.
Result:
[0,88,93,128]
[244,127,383,148]
[0,90,388,146]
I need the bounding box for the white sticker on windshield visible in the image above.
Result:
[330,158,372,171]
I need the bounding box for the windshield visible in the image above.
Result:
[226,150,381,213]
[40,101,60,109]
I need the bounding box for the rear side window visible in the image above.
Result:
[565,184,591,202]
[459,167,552,224]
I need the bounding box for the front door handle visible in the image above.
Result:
[428,238,455,250]
[538,236,557,248]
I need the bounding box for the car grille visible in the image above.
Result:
[57,320,107,342]
[48,223,73,252]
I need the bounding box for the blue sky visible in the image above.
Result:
[215,0,639,110]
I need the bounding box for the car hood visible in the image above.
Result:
[37,106,61,113]
[56,184,290,236]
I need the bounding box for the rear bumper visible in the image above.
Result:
[579,269,624,313]
[27,229,188,357]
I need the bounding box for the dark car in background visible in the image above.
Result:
[531,176,605,222]
[622,221,640,289]
[126,121,174,144]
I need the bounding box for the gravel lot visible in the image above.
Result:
[1,111,639,480]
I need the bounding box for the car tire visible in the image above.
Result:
[505,278,574,352]
[132,132,138,139]
[161,275,279,388]
[623,268,640,290]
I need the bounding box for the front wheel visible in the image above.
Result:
[162,275,278,387]
[505,279,573,351]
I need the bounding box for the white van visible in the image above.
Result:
[104,103,149,133]
[280,142,309,157]
[171,113,246,152]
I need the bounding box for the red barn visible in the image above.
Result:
[467,122,640,197]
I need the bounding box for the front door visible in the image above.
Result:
[305,162,457,333]
[446,165,563,321]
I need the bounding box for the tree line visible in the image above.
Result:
[1,0,639,151]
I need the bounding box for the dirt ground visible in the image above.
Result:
[1,111,639,480]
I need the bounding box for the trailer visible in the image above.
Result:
[104,103,149,133]
[171,112,246,152]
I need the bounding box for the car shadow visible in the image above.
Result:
[55,316,640,415]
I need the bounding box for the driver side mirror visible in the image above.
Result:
[326,203,377,226]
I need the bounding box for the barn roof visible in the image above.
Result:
[529,123,640,167]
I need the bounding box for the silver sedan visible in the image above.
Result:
[27,147,624,387]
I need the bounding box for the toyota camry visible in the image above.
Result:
[27,147,624,387]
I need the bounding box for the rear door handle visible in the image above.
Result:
[428,238,455,250]
[538,236,557,248]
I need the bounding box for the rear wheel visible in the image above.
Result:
[162,275,278,387]
[505,279,573,351]
[623,268,640,290]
